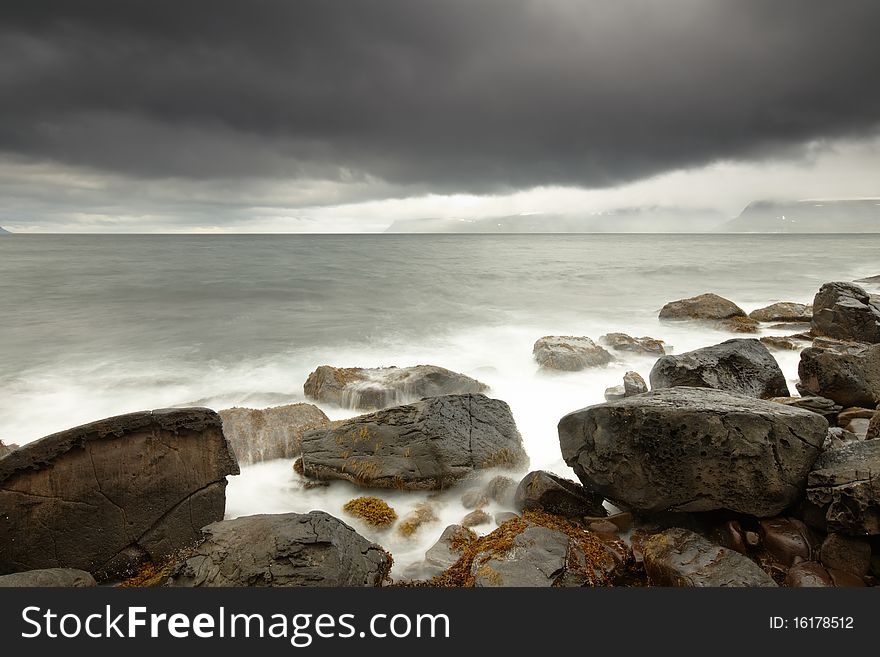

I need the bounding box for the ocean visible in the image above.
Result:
[1,233,879,574]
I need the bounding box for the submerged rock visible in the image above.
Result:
[514,470,606,517]
[599,333,666,356]
[811,281,880,344]
[0,568,96,588]
[643,528,777,587]
[167,512,390,587]
[806,440,880,535]
[533,336,614,371]
[396,503,438,537]
[559,387,828,517]
[659,293,746,322]
[760,335,803,351]
[219,403,329,464]
[749,302,812,323]
[299,394,528,490]
[461,509,492,528]
[649,338,790,399]
[303,364,487,410]
[798,342,880,408]
[0,408,239,578]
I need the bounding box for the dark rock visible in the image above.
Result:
[760,336,802,351]
[300,394,528,490]
[823,427,860,451]
[868,412,880,440]
[483,475,516,505]
[461,509,492,528]
[718,316,761,333]
[533,336,614,371]
[759,517,813,567]
[559,387,828,517]
[0,408,239,578]
[219,403,329,464]
[811,282,880,344]
[806,440,880,535]
[770,395,841,423]
[715,520,748,554]
[460,488,489,509]
[820,533,871,577]
[424,525,476,572]
[828,568,866,587]
[514,470,606,517]
[167,512,390,587]
[303,364,487,410]
[749,302,812,323]
[784,561,833,587]
[659,293,746,322]
[623,371,648,396]
[599,333,666,356]
[0,568,96,587]
[798,342,880,408]
[837,407,877,424]
[643,528,776,587]
[649,338,789,399]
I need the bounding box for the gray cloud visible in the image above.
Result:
[1,0,880,195]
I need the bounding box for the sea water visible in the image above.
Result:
[1,233,878,574]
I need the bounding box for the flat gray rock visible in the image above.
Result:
[0,568,96,587]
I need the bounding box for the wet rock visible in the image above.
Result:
[811,281,880,344]
[649,338,789,399]
[588,520,620,535]
[494,512,519,525]
[300,394,528,490]
[0,568,96,587]
[461,488,489,509]
[461,509,492,528]
[718,316,761,333]
[219,403,329,464]
[806,440,880,535]
[396,502,438,537]
[514,470,606,517]
[770,396,842,423]
[599,333,666,356]
[425,525,476,572]
[820,533,871,577]
[797,342,880,408]
[760,336,802,351]
[749,302,812,323]
[167,512,390,587]
[483,475,516,505]
[303,364,487,410]
[784,561,865,587]
[758,517,813,567]
[533,336,614,371]
[715,520,748,554]
[643,528,776,587]
[0,408,239,578]
[745,531,760,548]
[623,371,648,396]
[659,293,747,322]
[559,387,828,517]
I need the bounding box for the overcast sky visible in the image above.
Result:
[2,0,879,232]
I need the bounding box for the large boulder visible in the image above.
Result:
[599,333,666,356]
[811,282,880,343]
[166,512,390,587]
[659,293,746,322]
[749,302,812,323]
[797,342,880,408]
[559,387,828,517]
[0,568,96,587]
[300,394,528,490]
[219,403,329,464]
[806,440,880,535]
[649,338,790,399]
[0,408,240,578]
[533,336,613,371]
[643,528,776,587]
[303,364,487,410]
[514,470,605,517]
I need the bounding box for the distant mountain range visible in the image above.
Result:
[385,199,880,233]
[723,199,880,232]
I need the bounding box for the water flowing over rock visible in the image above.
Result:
[649,338,790,399]
[0,568,96,587]
[533,336,614,371]
[811,282,880,344]
[749,302,812,323]
[659,293,746,322]
[559,387,828,517]
[643,528,777,587]
[219,403,329,464]
[798,342,880,408]
[299,394,528,490]
[166,512,390,587]
[599,333,666,356]
[0,408,239,578]
[303,364,488,410]
[806,440,880,535]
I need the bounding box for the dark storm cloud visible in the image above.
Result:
[2,0,880,192]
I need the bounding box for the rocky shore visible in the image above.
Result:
[1,278,879,588]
